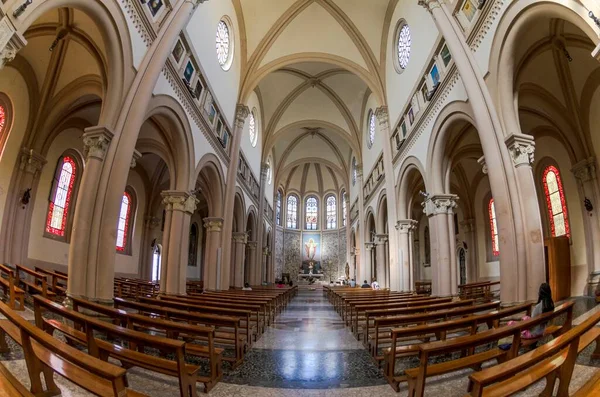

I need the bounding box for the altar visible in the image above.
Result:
[298,273,323,279]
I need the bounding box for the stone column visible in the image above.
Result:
[364,242,375,283]
[396,220,418,291]
[375,107,401,291]
[140,215,160,280]
[262,246,270,285]
[67,127,112,299]
[246,241,258,284]
[423,194,458,296]
[220,105,250,289]
[255,162,269,283]
[232,232,247,287]
[460,218,478,282]
[356,164,369,283]
[571,158,600,293]
[202,217,223,290]
[375,234,388,287]
[160,191,197,294]
[0,12,27,69]
[419,0,540,302]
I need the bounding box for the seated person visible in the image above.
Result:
[350,279,356,288]
[361,280,370,288]
[276,280,285,288]
[242,282,252,291]
[288,280,293,287]
[371,278,380,290]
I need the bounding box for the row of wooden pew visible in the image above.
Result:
[324,284,600,396]
[0,264,67,310]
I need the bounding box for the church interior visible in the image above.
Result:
[1,0,600,395]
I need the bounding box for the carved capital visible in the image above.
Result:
[246,241,258,249]
[423,194,459,216]
[131,149,142,169]
[505,134,535,167]
[477,156,487,175]
[232,232,248,244]
[364,242,375,251]
[0,17,26,69]
[375,106,389,129]
[19,148,46,175]
[418,0,442,13]
[572,157,597,183]
[83,126,114,161]
[263,246,271,255]
[396,219,418,233]
[191,0,210,8]
[260,162,270,179]
[203,217,224,232]
[162,191,198,214]
[234,104,250,129]
[375,234,389,245]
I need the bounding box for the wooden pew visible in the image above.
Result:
[0,301,145,397]
[0,264,24,311]
[458,281,500,301]
[415,281,432,295]
[404,300,574,397]
[0,362,35,397]
[343,293,429,324]
[573,370,600,397]
[117,298,246,366]
[15,265,55,300]
[465,309,600,396]
[33,296,207,396]
[34,267,67,295]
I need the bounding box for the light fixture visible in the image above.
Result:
[590,11,600,28]
[13,0,32,18]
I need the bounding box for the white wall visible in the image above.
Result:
[240,91,263,180]
[361,93,382,176]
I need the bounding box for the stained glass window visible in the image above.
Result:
[543,165,570,237]
[306,197,318,230]
[116,191,132,251]
[216,20,231,70]
[46,156,76,237]
[352,157,357,186]
[397,24,411,70]
[0,105,5,133]
[276,190,282,226]
[342,191,347,227]
[249,112,257,147]
[488,198,499,256]
[286,195,298,229]
[326,195,337,230]
[367,111,376,149]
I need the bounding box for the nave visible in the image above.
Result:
[1,284,600,396]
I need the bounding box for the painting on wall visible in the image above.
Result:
[301,233,321,274]
[147,0,164,17]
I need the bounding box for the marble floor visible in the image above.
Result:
[1,289,600,396]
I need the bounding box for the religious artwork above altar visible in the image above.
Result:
[302,233,322,274]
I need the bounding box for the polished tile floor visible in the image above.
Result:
[1,289,600,396]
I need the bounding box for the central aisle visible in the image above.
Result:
[223,286,386,389]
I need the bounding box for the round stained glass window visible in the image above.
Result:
[368,112,376,149]
[0,105,5,132]
[216,20,232,70]
[249,112,257,147]
[397,24,411,70]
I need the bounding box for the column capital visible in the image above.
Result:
[418,0,442,13]
[374,234,389,245]
[83,126,114,161]
[505,133,535,167]
[260,162,270,179]
[396,219,418,233]
[365,242,375,251]
[191,0,210,8]
[0,16,27,69]
[375,106,389,129]
[19,148,46,175]
[423,194,459,216]
[572,157,597,182]
[131,149,142,169]
[203,217,224,232]
[262,246,271,255]
[234,104,250,129]
[162,191,198,214]
[477,155,488,175]
[232,231,248,243]
[247,241,258,249]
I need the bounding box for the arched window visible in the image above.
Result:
[216,18,234,71]
[0,104,5,136]
[45,156,77,238]
[543,165,570,237]
[488,198,499,257]
[0,94,12,161]
[116,190,135,253]
[424,226,431,265]
[352,157,357,186]
[286,195,298,229]
[306,196,318,230]
[342,191,347,227]
[188,223,198,267]
[248,111,257,147]
[326,195,337,230]
[367,111,376,149]
[276,190,282,226]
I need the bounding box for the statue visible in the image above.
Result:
[345,262,350,280]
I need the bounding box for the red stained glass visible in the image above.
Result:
[488,198,499,256]
[0,105,5,132]
[543,165,570,238]
[116,192,132,251]
[45,156,76,236]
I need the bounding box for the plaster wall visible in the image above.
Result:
[118,0,150,68]
[361,93,383,175]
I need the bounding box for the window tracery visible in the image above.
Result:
[116,191,133,252]
[397,24,411,70]
[46,156,76,237]
[488,198,499,256]
[326,195,337,230]
[306,196,318,230]
[543,165,570,237]
[286,195,298,229]
[342,191,347,227]
[216,19,233,70]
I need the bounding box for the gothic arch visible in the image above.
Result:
[194,153,225,218]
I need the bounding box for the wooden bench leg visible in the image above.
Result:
[540,371,558,397]
[591,336,600,360]
[0,330,9,353]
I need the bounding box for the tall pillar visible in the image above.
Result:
[220,105,250,290]
[375,234,388,287]
[356,164,368,283]
[67,128,111,299]
[424,194,458,295]
[232,232,247,288]
[396,220,418,291]
[364,242,375,283]
[460,218,478,282]
[0,12,27,69]
[140,215,161,280]
[255,163,269,283]
[246,241,257,284]
[418,0,542,301]
[202,217,223,290]
[571,158,600,293]
[262,245,270,285]
[375,107,401,291]
[160,191,197,294]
